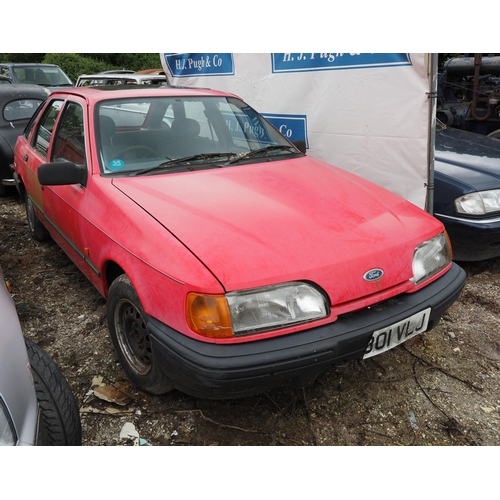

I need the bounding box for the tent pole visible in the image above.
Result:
[427,53,438,215]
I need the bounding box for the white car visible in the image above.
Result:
[76,72,168,87]
[0,264,81,445]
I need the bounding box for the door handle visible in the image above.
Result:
[24,155,28,161]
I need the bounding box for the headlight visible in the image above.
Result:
[412,233,451,286]
[455,189,500,215]
[187,282,329,338]
[0,398,17,446]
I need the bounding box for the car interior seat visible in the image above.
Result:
[168,118,208,158]
[99,115,122,166]
[100,115,116,146]
[171,118,201,140]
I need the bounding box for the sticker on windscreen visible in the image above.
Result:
[109,159,125,171]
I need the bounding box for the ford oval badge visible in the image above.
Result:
[363,268,384,282]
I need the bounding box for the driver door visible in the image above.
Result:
[35,99,96,281]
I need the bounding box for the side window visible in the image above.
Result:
[51,102,86,166]
[33,100,63,158]
[3,99,44,121]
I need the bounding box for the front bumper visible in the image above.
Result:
[148,263,466,399]
[1,164,14,186]
[436,213,500,261]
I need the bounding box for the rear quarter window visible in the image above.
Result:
[3,99,44,121]
[33,100,63,158]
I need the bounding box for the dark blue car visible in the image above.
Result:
[434,121,500,261]
[0,84,49,196]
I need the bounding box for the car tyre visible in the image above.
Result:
[25,192,50,242]
[107,274,174,395]
[25,338,82,446]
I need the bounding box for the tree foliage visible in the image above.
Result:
[2,53,498,80]
[0,53,45,64]
[0,53,162,82]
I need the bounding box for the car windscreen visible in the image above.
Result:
[96,95,297,176]
[12,66,72,86]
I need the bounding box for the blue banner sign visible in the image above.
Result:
[163,53,235,77]
[271,53,411,73]
[262,113,308,147]
[222,109,273,143]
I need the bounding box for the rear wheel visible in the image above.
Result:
[107,274,174,395]
[25,338,82,446]
[25,191,50,242]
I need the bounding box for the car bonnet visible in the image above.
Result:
[435,128,500,191]
[111,156,443,303]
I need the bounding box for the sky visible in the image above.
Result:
[4,3,495,54]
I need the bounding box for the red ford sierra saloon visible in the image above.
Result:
[13,85,466,399]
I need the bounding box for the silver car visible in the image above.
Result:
[0,264,81,445]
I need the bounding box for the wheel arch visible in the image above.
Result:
[103,260,125,297]
[13,169,26,198]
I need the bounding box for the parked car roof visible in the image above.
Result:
[134,68,165,75]
[76,73,168,87]
[98,69,135,74]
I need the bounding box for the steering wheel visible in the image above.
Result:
[117,146,157,160]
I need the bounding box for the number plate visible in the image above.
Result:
[363,308,431,359]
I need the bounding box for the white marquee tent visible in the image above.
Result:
[161,53,438,211]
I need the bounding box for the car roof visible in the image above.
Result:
[0,62,60,67]
[78,73,166,79]
[76,73,167,84]
[98,69,135,74]
[46,85,236,101]
[0,83,50,99]
[135,68,165,75]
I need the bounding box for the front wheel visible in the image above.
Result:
[107,274,174,395]
[25,338,82,446]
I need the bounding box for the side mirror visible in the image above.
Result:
[292,140,307,154]
[38,162,87,187]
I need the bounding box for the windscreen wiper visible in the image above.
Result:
[131,152,237,176]
[224,145,297,165]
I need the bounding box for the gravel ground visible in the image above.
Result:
[1,193,500,446]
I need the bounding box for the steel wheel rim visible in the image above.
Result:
[114,298,152,376]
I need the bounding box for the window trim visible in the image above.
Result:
[31,99,64,159]
[50,100,87,169]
